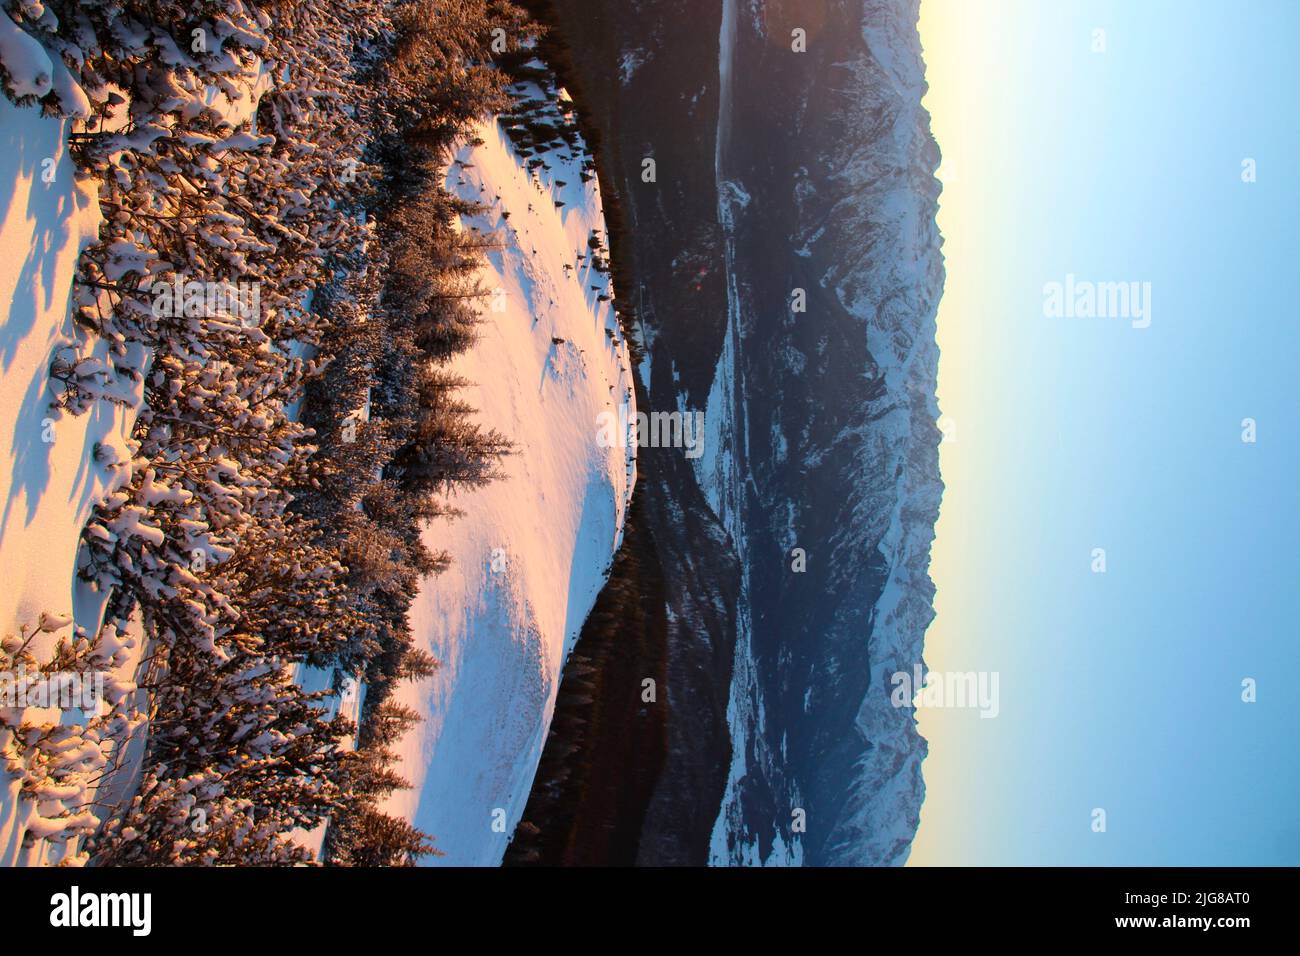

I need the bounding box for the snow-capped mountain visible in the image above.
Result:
[521,0,943,865]
[705,0,944,868]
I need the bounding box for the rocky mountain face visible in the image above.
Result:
[508,0,943,866]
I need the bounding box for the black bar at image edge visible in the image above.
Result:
[1,866,1284,942]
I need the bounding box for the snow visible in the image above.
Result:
[0,92,126,643]
[0,12,626,868]
[618,49,648,86]
[706,0,790,866]
[0,14,273,859]
[0,93,158,865]
[0,10,52,99]
[702,0,942,866]
[693,317,736,525]
[382,118,635,865]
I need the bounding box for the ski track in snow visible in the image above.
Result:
[382,116,636,866]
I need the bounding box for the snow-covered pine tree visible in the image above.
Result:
[3,0,547,865]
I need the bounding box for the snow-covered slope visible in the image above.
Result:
[382,116,636,866]
[0,26,272,864]
[0,93,120,642]
[0,93,145,868]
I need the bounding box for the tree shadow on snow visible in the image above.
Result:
[0,97,90,536]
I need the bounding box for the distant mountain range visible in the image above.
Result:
[508,0,944,866]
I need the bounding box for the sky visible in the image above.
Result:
[911,0,1300,865]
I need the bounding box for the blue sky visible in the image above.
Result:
[911,0,1300,865]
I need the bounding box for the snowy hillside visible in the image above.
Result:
[0,90,149,868]
[382,114,637,866]
[0,3,288,860]
[0,94,118,646]
[0,0,633,868]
